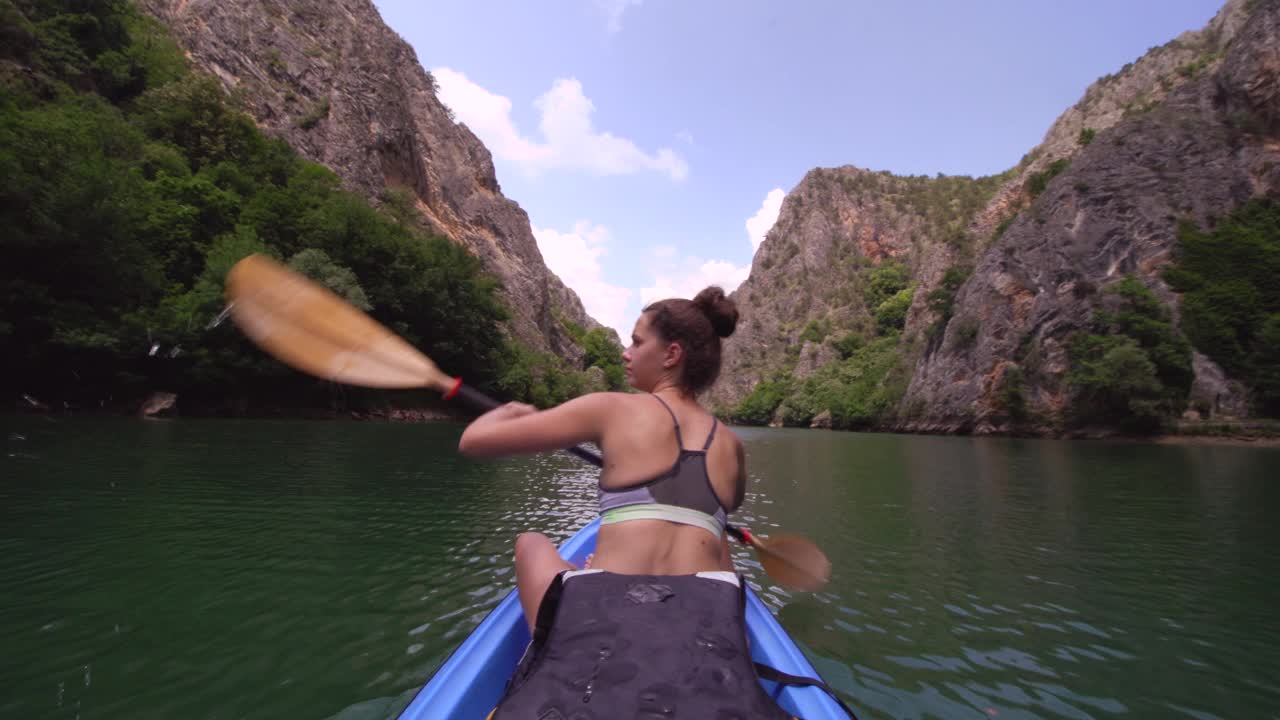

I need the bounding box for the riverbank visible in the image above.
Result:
[1153,418,1280,447]
[13,382,1280,444]
[745,412,1280,448]
[9,391,466,424]
[11,399,1280,449]
[1151,433,1280,448]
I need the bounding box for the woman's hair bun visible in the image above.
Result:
[692,286,738,338]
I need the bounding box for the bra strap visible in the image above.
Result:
[651,394,684,448]
[702,418,718,450]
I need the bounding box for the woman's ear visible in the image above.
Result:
[663,341,684,369]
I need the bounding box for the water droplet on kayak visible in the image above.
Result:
[638,686,677,716]
[695,632,738,659]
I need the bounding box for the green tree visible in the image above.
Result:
[287,248,372,311]
[733,379,791,425]
[1069,335,1164,431]
[926,264,972,339]
[580,326,626,391]
[875,286,915,334]
[832,332,864,359]
[1067,276,1193,430]
[1098,276,1193,394]
[865,260,909,308]
[1165,200,1280,411]
[132,75,263,169]
[926,265,972,321]
[799,318,830,344]
[1252,314,1280,414]
[807,335,903,428]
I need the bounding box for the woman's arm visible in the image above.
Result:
[457,392,617,459]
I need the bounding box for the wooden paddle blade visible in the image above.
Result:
[225,254,452,390]
[754,533,831,592]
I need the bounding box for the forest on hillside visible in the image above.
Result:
[0,0,624,415]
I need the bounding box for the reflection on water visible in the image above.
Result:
[1,419,1277,720]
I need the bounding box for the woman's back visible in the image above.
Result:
[592,391,744,574]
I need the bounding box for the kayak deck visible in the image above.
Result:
[398,519,847,718]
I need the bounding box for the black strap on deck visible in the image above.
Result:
[753,661,860,719]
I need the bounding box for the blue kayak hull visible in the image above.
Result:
[398,519,847,718]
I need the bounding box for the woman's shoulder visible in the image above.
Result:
[560,391,634,404]
[585,391,644,405]
[568,391,648,415]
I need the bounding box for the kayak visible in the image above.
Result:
[398,518,850,719]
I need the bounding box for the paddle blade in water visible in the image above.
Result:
[225,254,449,390]
[755,534,831,592]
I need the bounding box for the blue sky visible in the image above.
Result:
[372,0,1223,340]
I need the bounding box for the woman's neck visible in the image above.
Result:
[650,378,693,402]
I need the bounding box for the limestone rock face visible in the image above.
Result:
[710,165,934,412]
[713,0,1280,433]
[901,0,1280,433]
[139,0,610,361]
[1189,352,1250,420]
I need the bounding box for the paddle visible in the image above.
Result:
[224,253,831,591]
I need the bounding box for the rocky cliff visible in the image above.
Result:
[138,0,603,361]
[714,0,1280,434]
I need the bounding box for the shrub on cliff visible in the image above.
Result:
[1068,276,1193,431]
[733,378,792,426]
[1164,199,1280,415]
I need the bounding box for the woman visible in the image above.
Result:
[458,286,746,630]
[460,288,809,720]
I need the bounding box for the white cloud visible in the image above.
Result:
[640,258,750,307]
[431,68,549,167]
[746,188,786,253]
[532,221,633,342]
[594,0,643,33]
[433,68,687,181]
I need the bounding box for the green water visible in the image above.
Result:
[2,418,1277,719]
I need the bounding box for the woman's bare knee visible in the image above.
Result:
[514,532,550,563]
[513,531,571,631]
